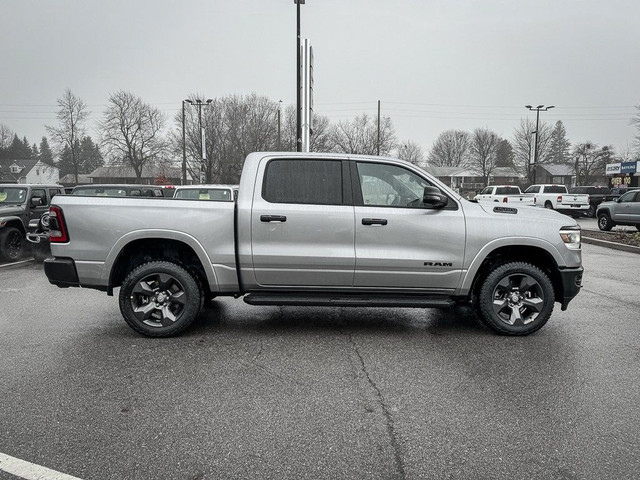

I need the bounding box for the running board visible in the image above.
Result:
[243,293,455,308]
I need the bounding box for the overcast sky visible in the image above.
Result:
[1,0,639,157]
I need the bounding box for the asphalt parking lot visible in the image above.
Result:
[1,243,639,480]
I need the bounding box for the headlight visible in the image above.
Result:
[559,226,581,250]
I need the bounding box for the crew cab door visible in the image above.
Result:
[28,187,49,223]
[251,158,355,287]
[352,161,465,292]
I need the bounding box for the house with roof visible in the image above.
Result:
[0,159,60,184]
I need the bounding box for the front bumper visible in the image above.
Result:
[559,266,584,310]
[44,257,79,288]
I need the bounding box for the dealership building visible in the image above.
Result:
[605,161,640,189]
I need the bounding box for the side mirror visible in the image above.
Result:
[423,186,448,208]
[30,197,43,207]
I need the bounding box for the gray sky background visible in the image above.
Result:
[1,0,639,157]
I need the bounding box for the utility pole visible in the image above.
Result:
[377,100,381,156]
[181,99,187,185]
[525,104,555,184]
[186,98,213,184]
[277,100,282,151]
[295,0,305,152]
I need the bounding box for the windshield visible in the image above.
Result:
[0,187,28,204]
[174,188,233,201]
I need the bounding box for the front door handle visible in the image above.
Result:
[261,215,287,223]
[362,218,388,226]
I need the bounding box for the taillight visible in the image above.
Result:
[557,195,562,203]
[503,197,508,203]
[49,206,69,243]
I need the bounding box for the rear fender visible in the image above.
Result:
[102,229,220,292]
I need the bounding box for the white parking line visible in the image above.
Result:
[0,452,83,480]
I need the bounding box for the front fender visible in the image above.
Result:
[0,216,26,233]
[102,229,220,292]
[457,236,566,295]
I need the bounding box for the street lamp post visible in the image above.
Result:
[295,0,305,152]
[277,100,282,151]
[525,104,555,184]
[186,98,213,184]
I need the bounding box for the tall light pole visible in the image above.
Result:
[525,104,555,184]
[295,0,305,152]
[277,100,282,151]
[181,99,189,185]
[186,98,213,184]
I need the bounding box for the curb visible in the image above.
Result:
[582,236,640,254]
[0,258,35,270]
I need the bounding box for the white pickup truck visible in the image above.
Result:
[524,184,590,217]
[474,185,535,205]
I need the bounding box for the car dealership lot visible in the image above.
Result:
[1,243,639,480]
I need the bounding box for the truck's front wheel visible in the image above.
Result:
[119,261,202,337]
[0,227,25,262]
[477,262,555,335]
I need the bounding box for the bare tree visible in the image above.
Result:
[512,118,552,184]
[469,128,501,186]
[427,130,470,167]
[0,123,14,151]
[46,89,88,183]
[330,114,396,156]
[398,140,425,166]
[100,91,167,181]
[573,142,613,186]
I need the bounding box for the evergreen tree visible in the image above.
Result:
[9,134,32,159]
[57,144,75,177]
[549,120,571,164]
[495,139,515,168]
[78,136,104,174]
[32,143,39,158]
[39,136,55,165]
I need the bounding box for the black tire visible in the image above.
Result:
[544,201,554,210]
[477,262,555,336]
[0,227,25,262]
[597,212,613,231]
[636,225,640,233]
[586,204,596,218]
[118,261,202,337]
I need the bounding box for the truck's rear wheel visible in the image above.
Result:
[0,227,25,262]
[477,262,554,335]
[119,261,202,337]
[544,201,553,209]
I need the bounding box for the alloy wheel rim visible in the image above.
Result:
[7,231,22,259]
[491,273,544,326]
[129,273,187,328]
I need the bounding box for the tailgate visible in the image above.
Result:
[559,194,588,207]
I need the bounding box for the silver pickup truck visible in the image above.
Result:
[44,152,583,337]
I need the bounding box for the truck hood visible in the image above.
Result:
[477,203,578,227]
[0,204,26,217]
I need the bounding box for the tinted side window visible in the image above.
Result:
[524,186,539,193]
[263,159,343,205]
[619,191,636,203]
[545,185,567,194]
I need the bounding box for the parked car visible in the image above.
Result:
[568,186,615,218]
[473,185,534,205]
[0,184,64,262]
[596,189,640,231]
[44,152,583,338]
[524,184,590,217]
[173,185,237,202]
[70,184,169,197]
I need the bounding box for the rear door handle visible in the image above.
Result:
[362,218,388,226]
[260,215,287,223]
